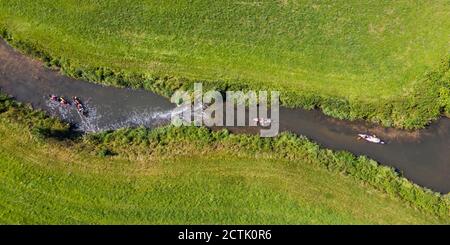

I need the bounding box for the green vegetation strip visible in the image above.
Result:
[0,92,448,224]
[0,0,449,129]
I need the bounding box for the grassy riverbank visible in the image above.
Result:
[0,123,443,224]
[0,93,448,224]
[1,0,449,128]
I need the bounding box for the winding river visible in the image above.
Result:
[0,39,449,193]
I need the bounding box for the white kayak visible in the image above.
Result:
[252,118,272,127]
[358,134,385,144]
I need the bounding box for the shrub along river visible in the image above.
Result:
[0,39,449,193]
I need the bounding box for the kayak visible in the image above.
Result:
[358,134,385,144]
[260,118,272,127]
[252,118,272,127]
[73,97,87,116]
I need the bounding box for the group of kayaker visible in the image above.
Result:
[49,95,87,116]
[50,95,68,105]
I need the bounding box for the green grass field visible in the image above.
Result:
[0,120,446,224]
[0,0,449,127]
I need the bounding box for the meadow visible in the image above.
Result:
[0,0,449,128]
[0,92,448,224]
[0,124,442,224]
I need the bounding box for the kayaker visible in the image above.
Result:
[259,118,272,127]
[49,95,58,102]
[357,133,385,144]
[72,96,81,106]
[73,96,87,115]
[59,97,68,105]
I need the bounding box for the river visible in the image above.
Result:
[0,39,448,193]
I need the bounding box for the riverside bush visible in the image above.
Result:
[0,91,70,139]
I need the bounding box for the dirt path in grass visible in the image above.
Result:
[0,39,449,193]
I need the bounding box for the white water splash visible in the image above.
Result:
[101,109,173,131]
[44,96,175,132]
[45,99,74,121]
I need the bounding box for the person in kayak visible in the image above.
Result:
[77,103,84,113]
[72,96,86,115]
[59,97,69,105]
[357,134,385,144]
[251,118,273,126]
[73,96,81,104]
[49,95,58,102]
[259,118,272,127]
